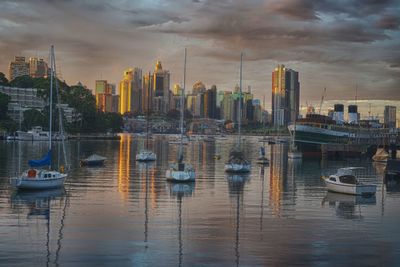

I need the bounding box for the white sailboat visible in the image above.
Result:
[10,45,68,190]
[166,48,196,182]
[225,53,251,173]
[136,71,156,162]
[288,105,302,159]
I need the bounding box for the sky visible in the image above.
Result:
[0,0,399,104]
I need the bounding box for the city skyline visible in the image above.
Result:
[0,0,399,103]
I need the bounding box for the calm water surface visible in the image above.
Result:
[1,134,400,266]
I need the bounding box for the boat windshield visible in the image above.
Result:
[339,175,357,184]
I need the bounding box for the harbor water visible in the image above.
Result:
[1,134,400,266]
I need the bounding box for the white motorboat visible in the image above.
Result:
[166,48,196,183]
[136,150,157,162]
[10,46,68,190]
[224,53,251,174]
[322,167,376,195]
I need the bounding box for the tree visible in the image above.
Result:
[9,75,34,88]
[167,109,180,120]
[0,72,8,86]
[22,109,46,130]
[0,92,10,120]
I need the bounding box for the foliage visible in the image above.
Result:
[0,92,10,120]
[0,72,8,86]
[9,75,34,88]
[22,109,46,131]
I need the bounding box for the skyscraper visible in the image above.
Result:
[271,64,300,127]
[152,61,170,113]
[204,85,217,119]
[119,68,142,114]
[384,106,396,128]
[9,56,29,80]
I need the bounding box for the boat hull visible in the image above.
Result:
[80,160,105,166]
[11,174,67,190]
[224,163,251,173]
[288,151,302,159]
[166,169,196,182]
[324,179,376,195]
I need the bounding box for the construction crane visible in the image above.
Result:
[319,87,327,114]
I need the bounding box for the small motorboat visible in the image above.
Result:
[322,167,376,195]
[372,148,389,163]
[136,150,156,162]
[80,154,106,166]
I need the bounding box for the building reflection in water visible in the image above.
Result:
[118,134,131,200]
[269,144,288,217]
[227,174,249,267]
[322,192,376,220]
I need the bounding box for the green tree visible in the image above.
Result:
[9,75,34,88]
[0,72,8,86]
[22,109,46,130]
[0,92,10,120]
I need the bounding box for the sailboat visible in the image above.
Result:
[257,127,269,165]
[166,48,196,182]
[10,45,68,190]
[136,72,156,162]
[288,104,302,159]
[225,53,251,173]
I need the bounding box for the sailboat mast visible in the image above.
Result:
[238,52,243,148]
[179,48,186,159]
[49,45,54,150]
[146,71,151,150]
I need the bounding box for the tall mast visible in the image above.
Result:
[238,52,243,149]
[49,45,54,150]
[179,48,186,160]
[146,71,151,150]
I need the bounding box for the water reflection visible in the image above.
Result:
[168,182,195,267]
[10,189,66,267]
[227,174,250,267]
[269,145,288,217]
[118,134,131,200]
[322,192,376,220]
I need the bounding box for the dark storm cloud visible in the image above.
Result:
[0,0,399,101]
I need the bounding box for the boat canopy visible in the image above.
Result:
[28,150,52,167]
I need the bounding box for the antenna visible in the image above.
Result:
[355,84,358,105]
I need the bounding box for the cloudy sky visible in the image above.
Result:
[0,0,399,104]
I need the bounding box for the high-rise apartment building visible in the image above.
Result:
[271,64,300,127]
[29,57,48,78]
[9,56,29,81]
[95,80,118,113]
[384,106,396,128]
[204,85,217,119]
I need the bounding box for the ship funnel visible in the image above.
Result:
[333,104,344,124]
[348,105,358,124]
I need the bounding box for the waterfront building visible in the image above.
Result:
[142,72,153,113]
[384,105,397,128]
[221,91,235,122]
[271,64,300,127]
[0,85,45,109]
[152,61,170,113]
[119,68,142,114]
[8,56,29,81]
[173,84,182,96]
[95,80,116,112]
[29,57,48,78]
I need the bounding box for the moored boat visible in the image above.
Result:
[80,154,107,166]
[322,167,376,195]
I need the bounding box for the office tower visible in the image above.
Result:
[119,68,142,114]
[29,57,48,78]
[271,64,300,127]
[9,56,29,80]
[221,91,235,121]
[173,84,182,96]
[153,61,170,113]
[204,85,217,119]
[142,72,153,113]
[95,80,107,111]
[384,106,396,128]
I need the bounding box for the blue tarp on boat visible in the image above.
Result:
[28,150,52,167]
